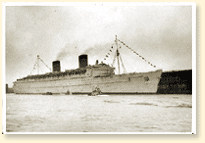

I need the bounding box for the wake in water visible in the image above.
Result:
[130,102,158,106]
[104,100,120,103]
[165,103,192,108]
[129,101,192,108]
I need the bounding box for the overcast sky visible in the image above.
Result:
[5,4,193,87]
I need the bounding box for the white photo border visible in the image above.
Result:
[2,2,196,135]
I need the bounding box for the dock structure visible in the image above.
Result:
[157,70,192,94]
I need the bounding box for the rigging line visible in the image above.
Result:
[111,51,117,67]
[29,60,38,75]
[112,57,116,67]
[39,58,52,71]
[37,60,43,74]
[119,54,126,73]
[120,51,135,72]
[117,39,156,68]
[114,64,118,74]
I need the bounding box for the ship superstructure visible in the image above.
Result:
[13,36,162,94]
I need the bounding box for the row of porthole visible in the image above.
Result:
[128,76,150,82]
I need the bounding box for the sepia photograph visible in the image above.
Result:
[3,2,196,134]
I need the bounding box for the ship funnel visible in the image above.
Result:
[52,61,61,72]
[79,54,88,68]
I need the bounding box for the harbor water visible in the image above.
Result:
[5,94,192,133]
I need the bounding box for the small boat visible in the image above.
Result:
[88,87,102,96]
[65,90,72,95]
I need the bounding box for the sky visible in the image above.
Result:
[5,3,193,87]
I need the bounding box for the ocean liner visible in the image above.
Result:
[13,36,162,94]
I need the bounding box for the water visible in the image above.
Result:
[5,94,192,133]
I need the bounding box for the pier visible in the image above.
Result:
[157,70,192,94]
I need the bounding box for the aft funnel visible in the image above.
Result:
[79,54,88,68]
[52,61,61,72]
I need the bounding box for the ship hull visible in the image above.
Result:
[13,70,162,94]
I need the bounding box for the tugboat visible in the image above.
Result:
[65,90,72,95]
[88,87,102,96]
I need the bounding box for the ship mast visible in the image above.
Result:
[37,55,39,74]
[115,35,120,74]
[110,35,126,74]
[29,55,51,75]
[104,35,157,74]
